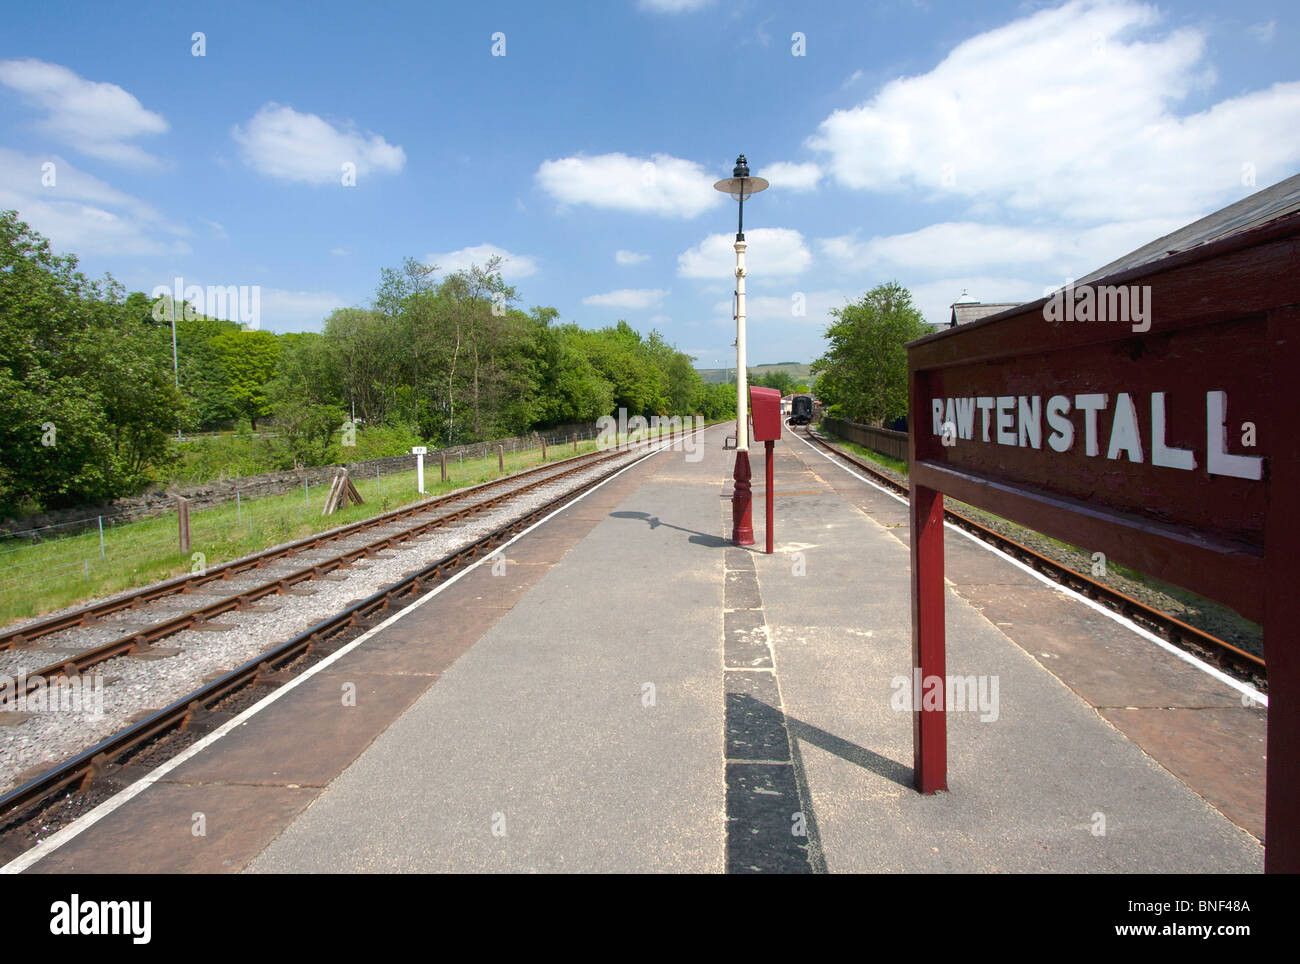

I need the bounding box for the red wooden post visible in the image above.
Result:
[765,439,774,554]
[1264,305,1300,872]
[910,482,947,793]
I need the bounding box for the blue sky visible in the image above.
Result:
[2,0,1297,367]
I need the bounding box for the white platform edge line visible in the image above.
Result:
[1,428,713,875]
[787,428,1267,706]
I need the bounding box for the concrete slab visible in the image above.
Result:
[248,431,731,873]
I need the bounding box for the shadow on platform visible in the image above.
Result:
[725,692,912,873]
[610,510,730,548]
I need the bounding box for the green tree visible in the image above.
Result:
[268,332,346,465]
[212,329,281,430]
[753,370,796,396]
[810,282,928,424]
[0,211,180,510]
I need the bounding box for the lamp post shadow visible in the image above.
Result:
[610,510,731,548]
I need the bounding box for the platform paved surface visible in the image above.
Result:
[240,426,1263,873]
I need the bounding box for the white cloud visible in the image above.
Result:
[615,249,650,265]
[678,227,811,278]
[0,148,188,257]
[712,289,852,327]
[807,0,1300,223]
[426,243,538,279]
[1248,21,1276,44]
[232,103,405,185]
[819,217,1185,281]
[536,152,722,218]
[330,247,348,256]
[638,0,714,12]
[582,288,669,310]
[760,162,822,193]
[259,287,350,332]
[0,59,168,167]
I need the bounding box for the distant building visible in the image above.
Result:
[948,290,1021,327]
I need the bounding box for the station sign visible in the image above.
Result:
[906,210,1300,872]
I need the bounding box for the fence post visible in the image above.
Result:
[441,451,447,482]
[177,496,190,554]
[498,444,504,473]
[542,437,547,460]
[98,515,105,559]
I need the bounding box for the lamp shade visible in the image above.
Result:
[713,175,769,201]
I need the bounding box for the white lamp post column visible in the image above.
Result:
[713,154,768,547]
[734,238,748,453]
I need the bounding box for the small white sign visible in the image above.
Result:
[412,446,427,455]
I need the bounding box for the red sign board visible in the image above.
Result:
[906,210,1300,872]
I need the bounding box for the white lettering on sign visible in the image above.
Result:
[927,390,1263,480]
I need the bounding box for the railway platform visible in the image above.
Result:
[14,423,1265,873]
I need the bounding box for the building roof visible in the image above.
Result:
[1076,172,1300,285]
[950,302,1021,326]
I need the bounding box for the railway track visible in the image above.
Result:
[0,442,634,654]
[0,441,663,700]
[800,426,1266,688]
[0,427,707,850]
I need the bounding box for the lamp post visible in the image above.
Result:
[713,154,769,546]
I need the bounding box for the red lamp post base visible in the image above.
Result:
[732,450,754,546]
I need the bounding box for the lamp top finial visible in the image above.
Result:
[733,155,749,178]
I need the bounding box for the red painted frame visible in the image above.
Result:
[906,210,1300,872]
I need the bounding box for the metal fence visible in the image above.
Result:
[820,417,910,463]
[0,426,615,625]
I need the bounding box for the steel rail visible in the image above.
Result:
[0,441,643,652]
[802,426,1265,682]
[0,444,646,702]
[0,429,698,836]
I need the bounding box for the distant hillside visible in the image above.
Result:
[696,362,812,386]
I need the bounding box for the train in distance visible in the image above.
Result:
[789,395,814,425]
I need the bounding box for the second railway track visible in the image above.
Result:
[799,425,1266,689]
